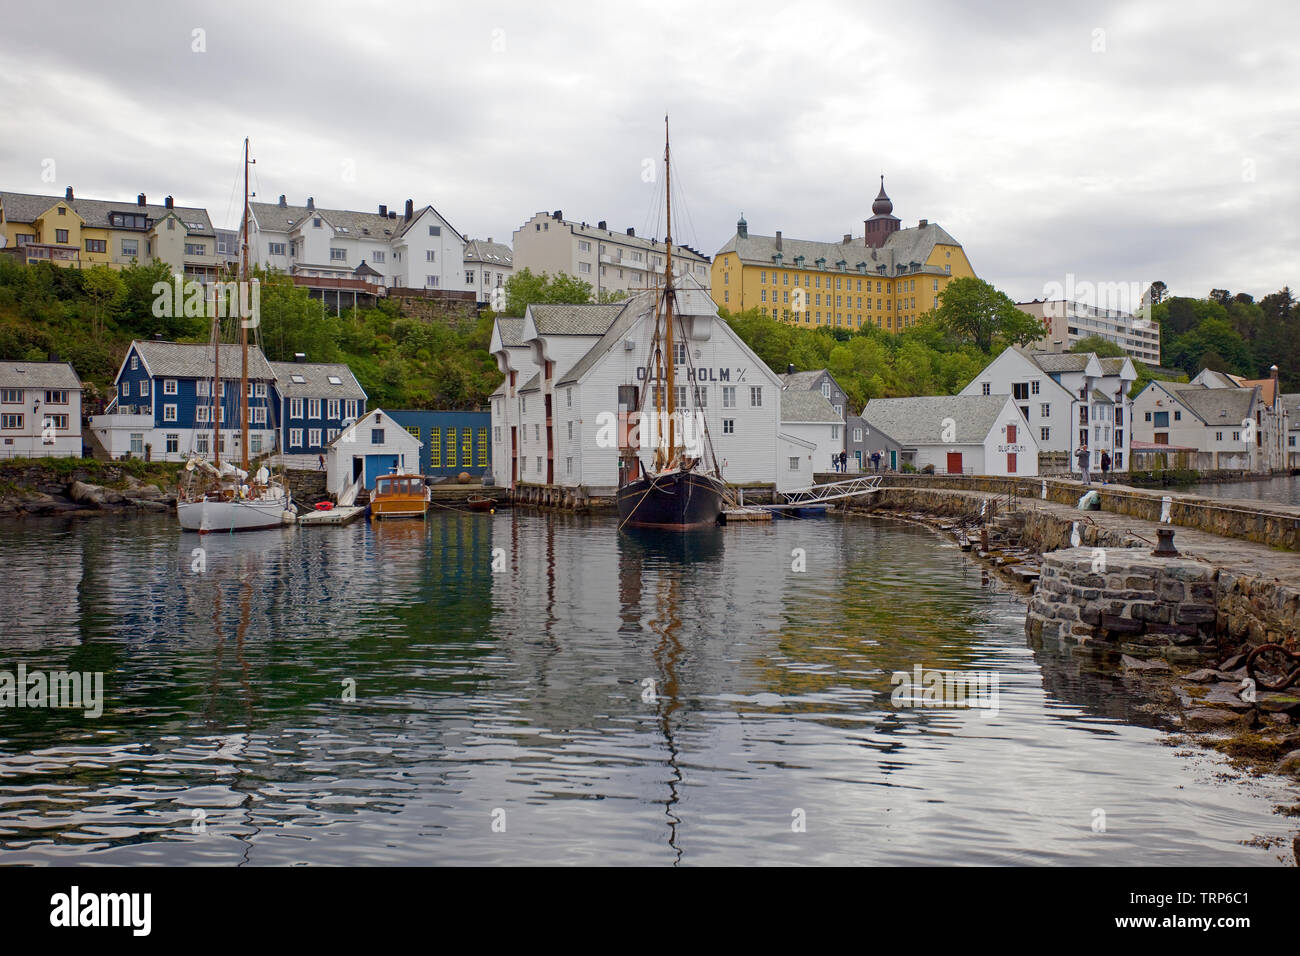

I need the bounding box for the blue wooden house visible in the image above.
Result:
[92,340,368,463]
[386,409,492,477]
[269,360,367,457]
[94,338,279,461]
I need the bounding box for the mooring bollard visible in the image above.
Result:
[1152,527,1179,557]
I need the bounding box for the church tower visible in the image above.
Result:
[863,175,900,248]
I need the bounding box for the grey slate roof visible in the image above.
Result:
[133,340,275,380]
[251,201,403,240]
[861,395,1012,445]
[780,370,826,390]
[714,220,960,277]
[539,214,710,265]
[1,190,215,236]
[780,390,840,423]
[464,238,513,265]
[1168,384,1258,425]
[269,362,366,400]
[0,360,82,389]
[494,318,527,348]
[519,372,542,393]
[1098,357,1132,376]
[1027,352,1092,374]
[1090,388,1114,404]
[554,294,651,387]
[528,303,626,335]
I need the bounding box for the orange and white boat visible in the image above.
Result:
[369,473,429,520]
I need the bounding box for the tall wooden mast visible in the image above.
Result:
[240,137,251,473]
[662,115,676,462]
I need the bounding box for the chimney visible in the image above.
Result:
[553,210,563,220]
[137,193,146,206]
[154,332,164,341]
[404,199,413,221]
[278,194,287,207]
[919,219,927,228]
[843,233,851,244]
[379,204,387,217]
[307,197,315,211]
[65,186,74,201]
[294,352,307,363]
[626,227,635,236]
[165,196,174,209]
[786,363,795,375]
[775,231,782,251]
[389,211,396,219]
[486,237,492,244]
[598,220,607,230]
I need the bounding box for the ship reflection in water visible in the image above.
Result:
[0,512,1294,865]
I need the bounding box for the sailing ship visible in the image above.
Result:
[177,138,293,533]
[616,118,727,530]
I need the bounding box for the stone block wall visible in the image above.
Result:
[1026,549,1220,661]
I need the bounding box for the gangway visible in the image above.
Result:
[768,474,883,511]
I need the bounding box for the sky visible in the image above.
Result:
[1,0,1296,308]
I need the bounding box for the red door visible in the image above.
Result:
[946,452,963,474]
[1007,453,1017,473]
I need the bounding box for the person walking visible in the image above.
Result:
[839,450,847,473]
[318,452,325,471]
[1075,441,1091,485]
[871,450,882,474]
[1100,450,1111,485]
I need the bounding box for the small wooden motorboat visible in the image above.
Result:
[370,473,429,520]
[465,495,494,512]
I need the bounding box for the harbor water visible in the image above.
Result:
[0,512,1295,865]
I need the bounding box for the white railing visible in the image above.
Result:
[780,474,883,505]
[337,472,365,507]
[0,447,84,461]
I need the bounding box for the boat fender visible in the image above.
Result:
[315,501,334,511]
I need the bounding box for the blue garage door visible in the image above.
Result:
[365,454,399,489]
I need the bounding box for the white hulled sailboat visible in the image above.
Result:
[177,138,293,533]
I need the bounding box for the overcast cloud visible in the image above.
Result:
[2,0,1296,305]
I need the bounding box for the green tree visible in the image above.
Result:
[1069,335,1126,358]
[502,268,594,316]
[82,265,125,340]
[934,277,1041,353]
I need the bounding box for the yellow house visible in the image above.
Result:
[710,178,976,333]
[0,187,222,280]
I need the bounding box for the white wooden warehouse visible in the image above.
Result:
[490,277,785,495]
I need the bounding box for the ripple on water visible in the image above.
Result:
[0,512,1294,865]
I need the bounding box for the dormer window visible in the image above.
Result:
[327,376,342,385]
[291,374,306,384]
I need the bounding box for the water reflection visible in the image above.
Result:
[0,512,1294,865]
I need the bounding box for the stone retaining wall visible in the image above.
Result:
[881,475,1300,550]
[1026,549,1220,661]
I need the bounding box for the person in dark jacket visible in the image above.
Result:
[1100,450,1111,484]
[839,450,848,473]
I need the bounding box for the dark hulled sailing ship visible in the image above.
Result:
[616,118,726,531]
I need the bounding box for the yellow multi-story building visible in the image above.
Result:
[0,187,224,280]
[710,178,976,332]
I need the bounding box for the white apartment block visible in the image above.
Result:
[1017,299,1161,365]
[249,196,466,292]
[0,361,83,459]
[463,238,513,305]
[961,347,1137,473]
[512,210,710,297]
